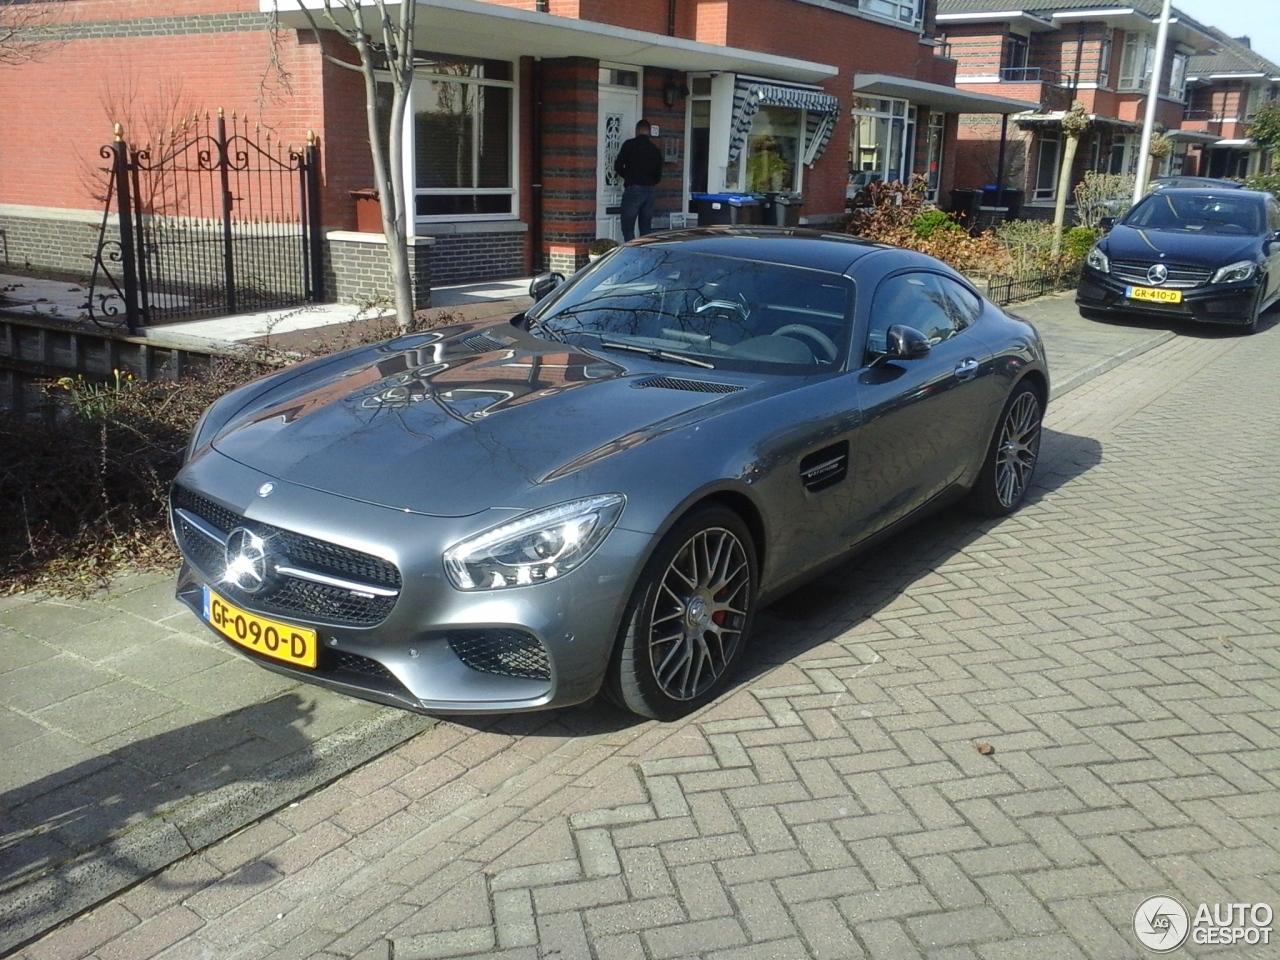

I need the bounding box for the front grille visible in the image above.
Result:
[1111,260,1213,289]
[633,376,743,394]
[171,485,401,627]
[448,629,551,681]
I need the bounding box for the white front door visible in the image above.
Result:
[597,84,641,242]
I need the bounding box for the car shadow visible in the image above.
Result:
[452,424,1103,737]
[0,692,334,952]
[1082,299,1280,338]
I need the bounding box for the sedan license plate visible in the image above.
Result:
[202,586,317,668]
[1126,285,1182,304]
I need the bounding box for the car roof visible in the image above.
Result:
[1138,187,1269,203]
[1151,176,1243,189]
[630,227,912,275]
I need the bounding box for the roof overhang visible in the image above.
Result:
[268,0,838,83]
[1165,129,1221,144]
[934,10,1057,32]
[1213,138,1256,148]
[1015,111,1141,130]
[854,73,1033,114]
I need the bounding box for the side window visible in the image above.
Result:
[867,272,956,361]
[934,275,982,330]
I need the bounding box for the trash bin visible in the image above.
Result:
[691,193,761,226]
[759,192,805,226]
[948,188,981,228]
[999,188,1024,221]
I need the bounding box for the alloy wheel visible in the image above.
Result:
[647,527,751,701]
[995,391,1041,508]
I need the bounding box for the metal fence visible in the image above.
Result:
[88,111,323,331]
[986,268,1081,307]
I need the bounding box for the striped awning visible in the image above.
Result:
[728,75,841,167]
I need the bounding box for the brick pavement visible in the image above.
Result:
[10,322,1280,959]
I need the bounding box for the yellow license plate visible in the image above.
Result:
[1126,285,1182,304]
[202,586,317,668]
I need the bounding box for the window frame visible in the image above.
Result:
[391,57,519,224]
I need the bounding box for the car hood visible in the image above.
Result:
[209,324,756,516]
[1103,225,1260,265]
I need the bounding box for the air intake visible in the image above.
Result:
[633,376,743,394]
[799,441,849,493]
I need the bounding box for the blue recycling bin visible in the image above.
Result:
[691,193,761,226]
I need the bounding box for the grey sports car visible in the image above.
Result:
[170,228,1048,720]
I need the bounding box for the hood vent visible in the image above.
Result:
[799,441,849,493]
[462,333,510,353]
[633,376,743,395]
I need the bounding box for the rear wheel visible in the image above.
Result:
[606,507,757,720]
[964,382,1043,517]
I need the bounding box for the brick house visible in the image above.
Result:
[0,0,1028,313]
[935,0,1220,216]
[1182,30,1280,179]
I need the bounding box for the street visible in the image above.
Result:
[9,318,1280,960]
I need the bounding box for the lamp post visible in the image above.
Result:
[1132,0,1173,202]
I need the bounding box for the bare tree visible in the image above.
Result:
[0,0,68,65]
[1051,101,1090,256]
[278,0,417,331]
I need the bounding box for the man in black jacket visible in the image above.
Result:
[613,119,663,241]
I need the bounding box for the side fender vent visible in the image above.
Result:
[799,441,849,493]
[633,376,743,394]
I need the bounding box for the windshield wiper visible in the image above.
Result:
[598,340,715,369]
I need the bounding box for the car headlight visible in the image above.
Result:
[1085,245,1110,274]
[443,494,625,590]
[1210,260,1257,284]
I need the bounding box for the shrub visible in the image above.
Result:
[842,175,1010,278]
[992,220,1081,281]
[1063,226,1099,263]
[1243,172,1280,199]
[1073,171,1135,230]
[911,208,963,238]
[589,237,620,256]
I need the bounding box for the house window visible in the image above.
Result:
[1108,133,1138,175]
[741,106,802,193]
[1005,34,1029,70]
[1168,52,1189,101]
[1098,34,1112,87]
[859,0,923,27]
[1032,131,1060,201]
[381,56,516,220]
[924,113,945,203]
[850,96,915,187]
[1118,32,1153,92]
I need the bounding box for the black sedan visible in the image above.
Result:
[170,229,1048,720]
[1077,187,1280,332]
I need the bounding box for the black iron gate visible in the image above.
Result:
[88,110,323,331]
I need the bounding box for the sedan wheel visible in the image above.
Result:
[607,507,757,720]
[964,383,1042,517]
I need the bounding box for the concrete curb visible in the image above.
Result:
[0,708,434,955]
[1050,329,1177,400]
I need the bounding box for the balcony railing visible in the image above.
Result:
[1000,66,1070,86]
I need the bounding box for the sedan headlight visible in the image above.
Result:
[444,495,625,590]
[1210,260,1257,284]
[1085,245,1110,274]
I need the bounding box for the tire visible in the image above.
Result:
[964,382,1043,517]
[606,506,757,720]
[1238,298,1261,335]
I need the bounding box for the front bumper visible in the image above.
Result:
[172,452,651,714]
[1076,269,1261,325]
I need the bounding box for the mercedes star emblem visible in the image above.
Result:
[258,482,275,498]
[1146,263,1169,285]
[224,528,270,594]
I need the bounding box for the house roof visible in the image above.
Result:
[936,0,1214,44]
[1187,27,1280,81]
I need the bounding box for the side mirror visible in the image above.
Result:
[1099,216,1117,232]
[529,272,565,303]
[885,324,931,361]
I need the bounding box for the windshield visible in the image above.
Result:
[525,245,853,371]
[1123,193,1263,236]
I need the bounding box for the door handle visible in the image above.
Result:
[954,358,980,380]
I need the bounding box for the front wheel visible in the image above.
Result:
[964,382,1043,517]
[606,507,757,720]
